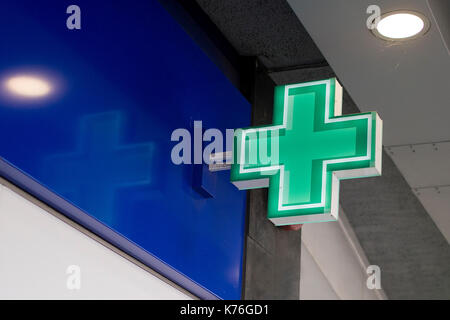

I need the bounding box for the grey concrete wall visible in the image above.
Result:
[243,63,302,300]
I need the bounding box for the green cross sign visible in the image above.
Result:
[231,78,382,225]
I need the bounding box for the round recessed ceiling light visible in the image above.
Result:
[372,11,430,41]
[5,75,52,98]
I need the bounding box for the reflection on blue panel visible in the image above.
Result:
[0,0,250,299]
[42,112,154,225]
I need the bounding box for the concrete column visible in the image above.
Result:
[243,62,302,300]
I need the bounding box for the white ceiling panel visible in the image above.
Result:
[387,141,450,188]
[287,0,450,146]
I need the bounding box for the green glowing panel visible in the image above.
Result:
[230,78,383,225]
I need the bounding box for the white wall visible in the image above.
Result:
[300,208,386,300]
[0,181,191,300]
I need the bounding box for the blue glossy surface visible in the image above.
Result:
[0,0,250,299]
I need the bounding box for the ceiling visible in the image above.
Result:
[287,0,450,146]
[196,0,326,70]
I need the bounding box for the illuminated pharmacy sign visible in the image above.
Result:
[231,78,383,225]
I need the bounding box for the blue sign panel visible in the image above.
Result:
[0,0,250,299]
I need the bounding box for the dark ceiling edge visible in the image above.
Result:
[264,61,329,74]
[165,0,331,99]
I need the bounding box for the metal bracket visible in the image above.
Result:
[209,151,232,172]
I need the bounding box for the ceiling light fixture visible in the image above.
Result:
[372,10,430,41]
[4,75,52,98]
